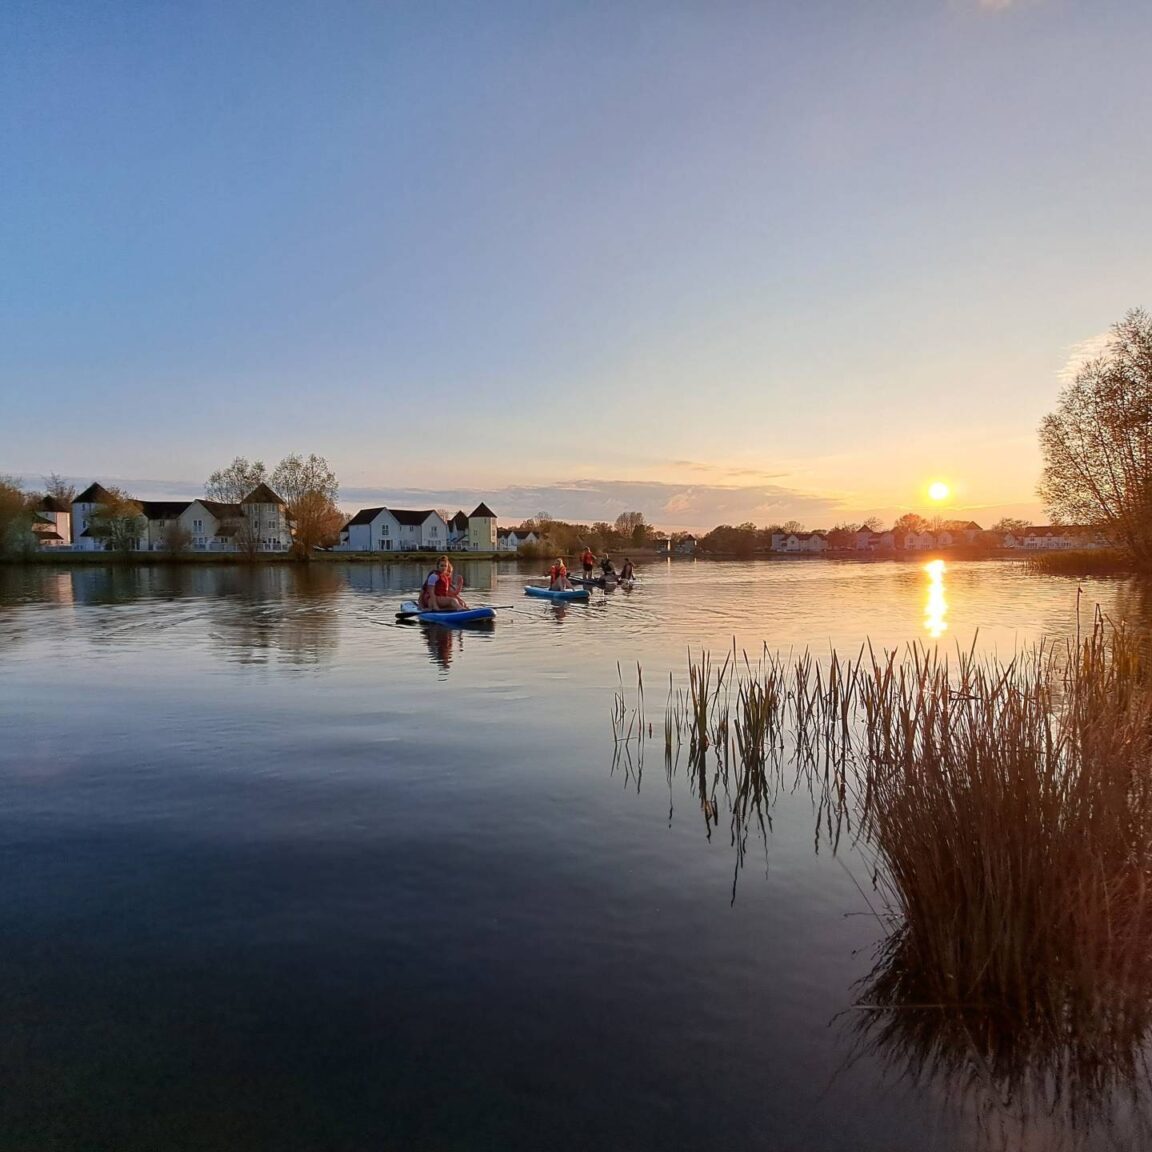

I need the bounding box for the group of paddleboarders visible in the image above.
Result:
[419,551,635,610]
[554,549,635,589]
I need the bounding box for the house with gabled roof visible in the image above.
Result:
[340,507,448,551]
[465,502,497,552]
[176,499,240,551]
[447,511,470,550]
[240,483,292,551]
[136,501,193,551]
[35,496,71,548]
[343,507,392,551]
[70,482,114,550]
[391,509,448,551]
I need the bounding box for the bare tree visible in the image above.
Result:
[42,473,76,505]
[206,457,268,503]
[161,521,193,556]
[991,517,1032,534]
[1038,308,1152,567]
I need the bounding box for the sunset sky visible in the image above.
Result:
[2,0,1149,531]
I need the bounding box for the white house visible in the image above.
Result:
[137,501,193,551]
[447,511,470,550]
[342,507,394,551]
[771,532,827,553]
[505,528,540,550]
[465,503,497,551]
[1018,525,1100,550]
[341,507,448,551]
[241,483,292,551]
[70,482,114,550]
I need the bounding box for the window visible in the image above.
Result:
[381,524,389,536]
[193,519,203,532]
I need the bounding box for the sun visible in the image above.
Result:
[928,481,950,502]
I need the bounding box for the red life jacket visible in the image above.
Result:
[423,568,452,604]
[549,563,567,582]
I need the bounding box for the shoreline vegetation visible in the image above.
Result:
[612,607,1152,1133]
[0,544,1133,573]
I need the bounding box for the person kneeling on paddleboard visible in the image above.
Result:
[421,556,469,611]
[547,558,572,591]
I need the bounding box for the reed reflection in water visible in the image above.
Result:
[612,613,1152,1149]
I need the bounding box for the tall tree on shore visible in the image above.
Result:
[271,453,340,558]
[88,486,145,554]
[0,476,35,556]
[1038,308,1152,567]
[206,457,268,503]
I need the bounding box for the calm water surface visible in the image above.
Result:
[0,558,1146,1151]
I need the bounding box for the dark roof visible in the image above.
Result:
[469,502,496,519]
[345,507,386,527]
[138,500,192,520]
[242,482,284,505]
[391,508,437,526]
[198,500,243,519]
[74,482,113,505]
[33,512,55,525]
[39,495,70,513]
[449,511,469,530]
[34,529,64,541]
[214,524,239,537]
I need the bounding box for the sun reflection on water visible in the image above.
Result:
[924,559,948,637]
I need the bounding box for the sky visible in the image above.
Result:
[2,0,1149,531]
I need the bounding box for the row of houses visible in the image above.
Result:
[32,482,296,552]
[338,503,497,552]
[771,524,1106,554]
[32,485,505,554]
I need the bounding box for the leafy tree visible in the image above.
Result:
[206,457,268,503]
[0,476,35,556]
[1038,308,1152,566]
[893,513,930,535]
[88,486,145,554]
[271,453,340,558]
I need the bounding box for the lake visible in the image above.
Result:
[0,557,1147,1151]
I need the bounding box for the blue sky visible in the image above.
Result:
[2,0,1149,530]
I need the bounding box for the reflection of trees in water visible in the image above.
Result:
[207,565,342,666]
[612,631,1152,1148]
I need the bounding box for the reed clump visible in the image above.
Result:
[613,612,1152,1116]
[1025,547,1132,577]
[854,615,1152,1111]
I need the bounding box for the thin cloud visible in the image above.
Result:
[1057,332,1111,384]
